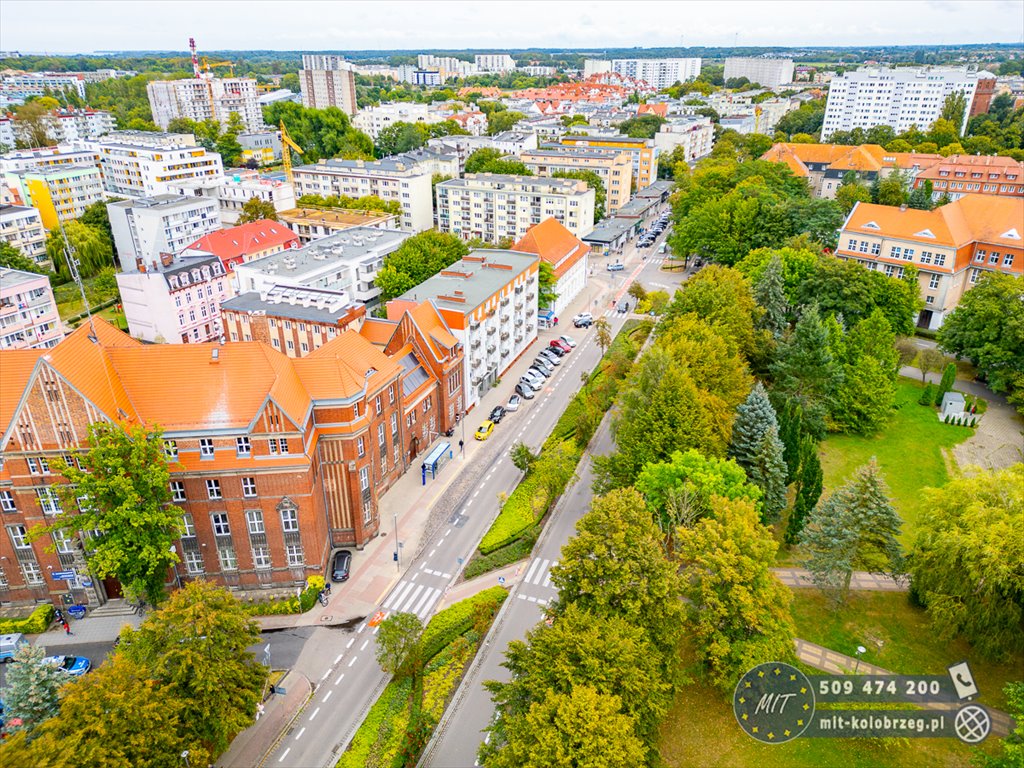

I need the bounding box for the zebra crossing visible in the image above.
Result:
[380,579,443,620]
[516,556,557,606]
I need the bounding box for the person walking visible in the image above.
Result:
[62,620,72,636]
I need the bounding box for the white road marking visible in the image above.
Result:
[334,673,345,685]
[309,707,321,721]
[324,689,333,702]
[419,561,426,570]
[412,586,439,618]
[428,548,436,558]
[320,670,330,682]
[399,584,425,613]
[373,625,381,635]
[527,595,537,603]
[543,569,552,588]
[348,657,358,667]
[295,727,306,740]
[333,654,343,665]
[278,747,290,762]
[383,580,415,610]
[524,558,543,584]
[360,639,369,652]
[346,638,354,649]
[357,623,366,634]
[410,572,417,583]
[472,490,480,499]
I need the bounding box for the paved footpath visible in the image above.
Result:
[217,670,312,768]
[773,568,908,592]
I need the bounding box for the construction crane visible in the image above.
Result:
[189,37,201,79]
[202,57,236,77]
[280,121,304,185]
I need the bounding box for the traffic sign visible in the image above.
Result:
[498,576,506,585]
[52,570,76,581]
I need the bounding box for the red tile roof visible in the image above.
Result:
[512,217,591,279]
[184,220,299,270]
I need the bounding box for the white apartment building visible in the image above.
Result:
[69,137,224,198]
[116,251,233,344]
[519,66,556,77]
[147,77,263,132]
[654,116,716,161]
[0,204,46,263]
[583,60,613,78]
[611,58,702,89]
[0,146,101,175]
[291,157,434,233]
[821,66,980,140]
[520,146,633,212]
[237,131,282,165]
[427,132,539,173]
[167,170,297,226]
[417,55,478,80]
[0,72,87,100]
[107,194,222,269]
[0,109,114,148]
[299,55,357,115]
[724,57,796,87]
[234,226,410,309]
[353,102,446,139]
[475,54,517,73]
[436,174,596,244]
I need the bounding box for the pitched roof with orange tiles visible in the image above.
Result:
[408,300,459,359]
[915,154,1024,185]
[0,349,44,447]
[637,103,668,118]
[512,217,591,279]
[184,220,299,269]
[762,143,943,176]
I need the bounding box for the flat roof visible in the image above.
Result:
[634,180,675,198]
[295,156,432,176]
[440,174,588,192]
[523,147,626,161]
[615,197,659,217]
[221,289,358,324]
[279,208,397,227]
[0,204,41,218]
[582,217,636,243]
[561,134,650,145]
[241,227,409,279]
[0,266,48,288]
[396,250,538,313]
[108,194,213,211]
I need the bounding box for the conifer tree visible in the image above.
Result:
[753,255,788,339]
[775,397,803,484]
[934,362,957,406]
[785,436,822,544]
[747,425,789,524]
[728,382,778,471]
[770,305,841,439]
[1,644,65,733]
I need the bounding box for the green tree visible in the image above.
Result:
[45,220,114,280]
[800,459,904,604]
[29,422,182,605]
[215,131,244,166]
[374,611,424,679]
[835,176,873,214]
[735,246,820,305]
[908,465,1024,661]
[875,169,909,207]
[0,643,64,734]
[594,316,612,356]
[675,496,796,690]
[747,425,789,524]
[119,581,267,754]
[14,100,52,147]
[487,110,526,135]
[831,309,899,434]
[551,169,605,222]
[374,121,430,157]
[509,441,538,473]
[775,397,803,484]
[938,274,1024,396]
[537,260,558,310]
[236,196,279,224]
[940,91,969,130]
[785,435,823,544]
[752,254,788,339]
[907,179,935,210]
[618,114,666,139]
[262,102,373,162]
[661,265,762,359]
[915,347,947,384]
[729,382,779,470]
[464,147,504,173]
[934,361,957,407]
[482,686,646,768]
[976,681,1024,768]
[376,230,469,302]
[78,198,118,256]
[0,241,43,273]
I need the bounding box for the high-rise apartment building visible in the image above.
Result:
[0,72,87,100]
[147,77,263,132]
[520,146,633,211]
[299,55,357,115]
[821,66,980,140]
[610,58,702,89]
[68,137,224,198]
[0,204,46,263]
[107,194,222,269]
[474,54,516,73]
[2,164,105,229]
[558,134,659,189]
[723,57,795,87]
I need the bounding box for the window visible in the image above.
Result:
[252,546,271,569]
[206,479,222,499]
[925,296,935,304]
[164,440,178,459]
[200,438,214,458]
[375,395,382,415]
[212,512,231,536]
[182,513,195,537]
[357,437,365,458]
[8,524,30,549]
[0,491,15,512]
[390,413,398,438]
[21,560,43,585]
[378,424,386,449]
[279,439,289,454]
[353,402,360,418]
[184,550,204,574]
[858,241,869,253]
[989,253,999,265]
[870,242,881,255]
[920,251,933,264]
[171,481,186,502]
[388,385,395,404]
[268,438,278,454]
[218,546,238,571]
[37,488,61,515]
[30,456,49,474]
[360,466,370,491]
[891,246,902,259]
[246,509,265,534]
[1004,254,1015,267]
[236,437,251,456]
[242,476,257,498]
[934,253,947,267]
[928,274,940,290]
[903,248,915,261]
[970,269,981,284]
[281,508,299,532]
[381,455,387,475]
[53,529,74,554]
[975,250,986,263]
[285,543,305,567]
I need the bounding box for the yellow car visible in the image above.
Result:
[475,420,495,441]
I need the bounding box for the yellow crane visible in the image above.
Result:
[202,57,235,77]
[280,121,304,184]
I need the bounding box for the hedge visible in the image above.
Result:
[336,676,411,768]
[478,473,552,554]
[463,525,540,580]
[243,576,325,616]
[419,586,508,663]
[0,604,55,635]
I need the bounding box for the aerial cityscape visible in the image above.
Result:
[0,1,1021,767]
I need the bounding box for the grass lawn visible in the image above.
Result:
[818,378,973,545]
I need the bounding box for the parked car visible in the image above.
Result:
[0,633,28,663]
[607,262,625,272]
[528,365,551,379]
[489,405,507,424]
[331,549,352,582]
[507,394,522,412]
[550,339,572,354]
[42,655,91,677]
[519,375,543,391]
[515,382,536,399]
[533,358,554,375]
[573,312,593,328]
[475,421,495,441]
[545,342,565,357]
[559,334,577,348]
[538,350,561,366]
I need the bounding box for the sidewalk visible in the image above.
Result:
[773,568,907,592]
[217,670,313,768]
[435,560,527,612]
[794,638,1013,737]
[29,612,144,648]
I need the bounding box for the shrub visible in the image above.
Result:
[463,525,541,580]
[974,397,988,415]
[419,586,507,663]
[918,383,935,406]
[0,604,54,634]
[479,475,546,554]
[337,677,411,768]
[243,596,301,616]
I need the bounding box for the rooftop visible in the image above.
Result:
[561,134,651,146]
[440,174,590,192]
[278,208,398,228]
[0,204,41,218]
[240,227,409,280]
[523,147,628,162]
[634,180,675,198]
[511,217,590,279]
[296,156,433,176]
[183,220,299,265]
[221,288,363,325]
[0,266,50,289]
[108,194,214,212]
[582,216,635,243]
[393,250,539,314]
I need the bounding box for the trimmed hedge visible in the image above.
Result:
[0,604,55,635]
[336,676,411,768]
[464,525,540,580]
[419,586,508,663]
[478,473,553,554]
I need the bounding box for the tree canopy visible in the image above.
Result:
[376,230,469,303]
[262,101,374,162]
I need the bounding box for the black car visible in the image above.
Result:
[331,549,352,582]
[489,405,507,423]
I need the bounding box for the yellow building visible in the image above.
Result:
[557,134,659,189]
[519,146,633,212]
[4,165,105,230]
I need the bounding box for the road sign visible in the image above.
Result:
[80,579,93,587]
[498,576,506,585]
[52,570,76,580]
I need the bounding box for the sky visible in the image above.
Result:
[2,0,1022,54]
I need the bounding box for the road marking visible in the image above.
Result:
[412,586,438,617]
[278,747,290,762]
[383,580,415,610]
[357,623,366,634]
[348,657,358,667]
[428,548,436,558]
[409,572,417,583]
[527,595,537,603]
[472,490,479,499]
[524,557,543,584]
[399,583,425,612]
[320,670,330,682]
[444,528,451,538]
[309,707,321,721]
[295,727,306,740]
[373,625,381,635]
[419,561,426,570]
[346,638,354,649]
[324,689,333,702]
[360,639,369,652]
[333,654,343,665]
[334,673,345,685]
[543,569,552,588]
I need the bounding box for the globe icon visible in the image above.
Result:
[954,705,991,744]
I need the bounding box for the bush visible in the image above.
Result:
[463,524,541,580]
[0,604,54,634]
[918,383,935,406]
[243,596,300,616]
[337,677,411,768]
[478,474,547,554]
[419,586,507,663]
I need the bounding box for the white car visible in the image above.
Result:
[559,334,577,349]
[507,394,522,412]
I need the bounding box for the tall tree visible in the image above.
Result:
[30,422,182,605]
[675,496,796,690]
[45,220,114,280]
[746,425,789,524]
[661,265,763,359]
[934,361,957,407]
[800,459,904,604]
[464,147,504,173]
[729,382,779,470]
[119,581,267,754]
[752,255,788,339]
[939,91,968,131]
[735,246,820,305]
[785,435,823,545]
[770,305,842,439]
[835,176,874,214]
[908,465,1024,661]
[236,196,279,224]
[537,260,558,310]
[374,612,424,679]
[594,317,612,356]
[775,397,803,484]
[0,241,43,273]
[831,309,899,434]
[376,230,469,302]
[14,100,52,147]
[907,179,935,210]
[0,643,64,734]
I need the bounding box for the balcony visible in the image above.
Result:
[514,332,524,343]
[526,323,535,332]
[486,344,496,354]
[486,326,497,336]
[500,331,510,341]
[515,318,524,327]
[526,292,535,301]
[514,301,524,311]
[500,297,510,307]
[527,308,535,317]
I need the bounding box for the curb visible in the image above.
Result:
[253,672,314,768]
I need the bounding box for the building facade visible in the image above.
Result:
[237,131,282,166]
[436,174,596,244]
[108,194,222,269]
[654,116,715,161]
[723,57,795,87]
[474,54,516,73]
[836,195,1023,329]
[511,217,590,316]
[299,55,358,115]
[0,267,62,350]
[147,77,264,132]
[911,154,1024,201]
[291,157,434,232]
[821,66,980,140]
[3,164,105,229]
[558,134,659,189]
[610,58,702,89]
[69,137,224,198]
[520,146,633,211]
[180,219,300,273]
[0,72,87,100]
[352,102,445,140]
[0,204,46,263]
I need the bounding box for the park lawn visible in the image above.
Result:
[790,589,1021,713]
[659,640,994,768]
[818,378,972,545]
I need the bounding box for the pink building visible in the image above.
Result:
[0,267,63,350]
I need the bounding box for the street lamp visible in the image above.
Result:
[854,645,867,674]
[394,510,400,572]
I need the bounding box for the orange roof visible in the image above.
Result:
[408,300,459,359]
[512,217,591,279]
[637,103,667,118]
[300,329,402,401]
[915,154,1024,185]
[0,349,43,446]
[761,143,943,176]
[184,220,299,268]
[842,194,1024,250]
[359,318,398,347]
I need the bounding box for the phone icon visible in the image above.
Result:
[948,661,979,700]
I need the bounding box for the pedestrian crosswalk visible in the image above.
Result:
[523,557,556,588]
[381,580,443,619]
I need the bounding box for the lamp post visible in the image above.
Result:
[460,410,466,458]
[394,510,400,572]
[854,645,867,674]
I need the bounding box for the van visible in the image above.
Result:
[607,263,625,272]
[0,633,29,662]
[658,243,667,254]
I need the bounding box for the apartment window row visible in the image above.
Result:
[974,250,1016,268]
[166,436,289,459]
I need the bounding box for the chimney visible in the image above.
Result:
[160,252,174,267]
[151,260,159,272]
